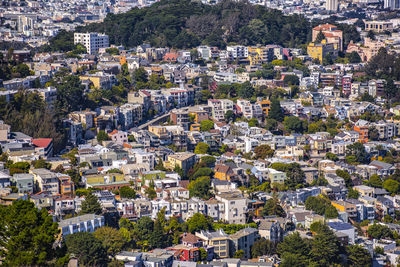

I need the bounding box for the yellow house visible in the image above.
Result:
[248,46,268,65]
[307,39,338,63]
[190,123,200,131]
[256,97,271,117]
[119,56,127,66]
[80,75,102,88]
[164,153,196,173]
[214,164,235,181]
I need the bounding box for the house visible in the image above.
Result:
[196,230,230,258]
[328,222,355,244]
[301,166,319,184]
[331,201,357,220]
[30,192,55,210]
[215,192,247,224]
[58,175,74,196]
[353,120,369,143]
[305,214,325,230]
[214,165,236,181]
[32,138,53,158]
[58,214,105,237]
[369,160,396,177]
[11,173,34,193]
[267,168,287,184]
[0,171,11,189]
[30,168,59,195]
[229,228,258,259]
[109,130,128,145]
[354,185,374,198]
[258,219,284,242]
[164,153,196,173]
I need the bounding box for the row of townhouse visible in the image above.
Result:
[148,192,247,224]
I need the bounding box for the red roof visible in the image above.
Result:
[109,129,119,136]
[32,138,52,148]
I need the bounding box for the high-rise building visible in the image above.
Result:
[325,0,338,12]
[74,32,109,54]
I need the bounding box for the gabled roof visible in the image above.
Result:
[32,138,52,148]
[214,164,232,174]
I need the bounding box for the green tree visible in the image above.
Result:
[368,127,379,141]
[309,221,325,233]
[336,169,352,187]
[200,120,214,132]
[254,144,274,159]
[80,193,102,215]
[325,205,339,219]
[309,226,340,266]
[224,110,235,122]
[347,51,362,63]
[269,98,284,122]
[9,161,30,173]
[360,92,375,103]
[119,186,136,199]
[134,216,154,248]
[234,250,245,259]
[325,152,339,161]
[55,75,86,115]
[65,232,108,266]
[315,30,325,43]
[33,159,51,169]
[191,167,213,180]
[145,186,157,199]
[322,52,334,66]
[271,163,306,190]
[283,75,299,86]
[251,238,276,258]
[383,179,400,194]
[262,195,286,217]
[277,232,310,266]
[200,155,216,167]
[248,118,259,127]
[199,247,208,261]
[187,213,212,233]
[94,226,127,256]
[368,174,383,188]
[106,47,120,55]
[346,142,370,164]
[265,118,278,131]
[194,142,211,154]
[283,116,307,133]
[133,67,148,84]
[237,81,255,99]
[97,130,110,143]
[347,187,360,199]
[367,223,393,239]
[0,200,59,266]
[305,196,338,218]
[188,176,212,199]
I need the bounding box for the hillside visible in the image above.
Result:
[74,0,311,49]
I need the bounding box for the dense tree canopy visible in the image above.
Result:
[187,213,213,233]
[270,162,306,190]
[0,200,59,266]
[80,193,103,215]
[262,195,286,217]
[305,196,338,219]
[194,142,211,154]
[67,0,311,49]
[188,176,213,199]
[65,232,108,266]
